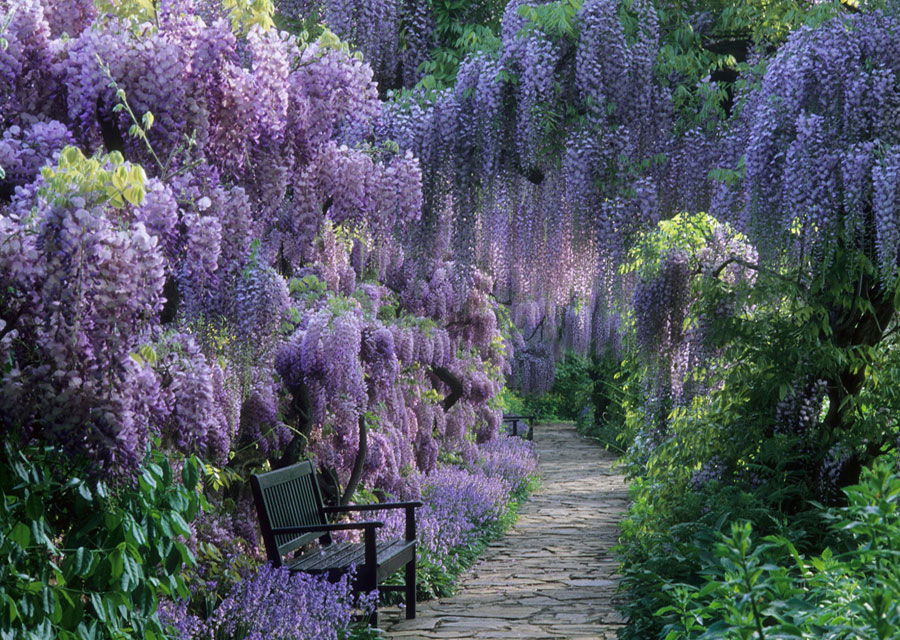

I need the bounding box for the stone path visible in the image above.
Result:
[382,422,629,639]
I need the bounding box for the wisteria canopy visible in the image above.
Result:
[4,0,900,637]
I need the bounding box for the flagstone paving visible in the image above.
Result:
[381,422,629,639]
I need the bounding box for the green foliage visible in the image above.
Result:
[495,385,527,415]
[623,211,722,280]
[535,352,594,420]
[616,212,900,637]
[575,349,628,452]
[93,0,276,34]
[273,6,326,40]
[222,0,276,34]
[689,246,900,501]
[289,273,329,303]
[417,27,502,90]
[40,147,147,209]
[655,456,900,640]
[516,0,582,42]
[616,472,834,640]
[416,0,505,89]
[653,0,885,130]
[619,211,900,499]
[93,0,160,29]
[505,352,595,422]
[717,0,880,47]
[0,443,201,640]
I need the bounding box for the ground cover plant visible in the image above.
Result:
[7,0,900,638]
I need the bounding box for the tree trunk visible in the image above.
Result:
[430,366,464,411]
[276,378,314,469]
[340,415,367,505]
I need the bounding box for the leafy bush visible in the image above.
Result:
[0,444,201,640]
[657,456,900,640]
[575,349,628,451]
[615,477,818,640]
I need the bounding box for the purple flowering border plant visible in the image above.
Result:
[373,434,540,601]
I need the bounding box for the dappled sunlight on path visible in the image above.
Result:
[382,422,628,639]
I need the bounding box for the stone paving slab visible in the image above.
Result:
[381,422,628,639]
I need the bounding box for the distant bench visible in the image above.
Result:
[502,413,535,440]
[250,460,421,626]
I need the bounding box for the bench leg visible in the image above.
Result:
[362,566,378,627]
[363,527,378,627]
[405,558,416,619]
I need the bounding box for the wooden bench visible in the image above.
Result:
[502,413,535,440]
[250,460,421,626]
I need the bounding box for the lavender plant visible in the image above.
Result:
[159,565,374,640]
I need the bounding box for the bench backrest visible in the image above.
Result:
[250,460,331,566]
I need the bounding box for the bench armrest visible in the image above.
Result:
[323,501,423,513]
[502,414,535,422]
[324,502,422,541]
[270,521,383,535]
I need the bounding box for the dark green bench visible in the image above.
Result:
[250,460,421,625]
[502,413,535,440]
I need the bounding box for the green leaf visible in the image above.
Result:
[120,554,139,593]
[182,457,199,491]
[165,544,182,574]
[24,580,43,594]
[49,588,63,624]
[169,513,192,538]
[6,594,18,622]
[122,184,144,206]
[64,547,91,577]
[9,521,30,549]
[76,620,98,640]
[656,605,677,615]
[108,547,124,582]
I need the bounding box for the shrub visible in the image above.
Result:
[0,443,200,640]
[655,455,900,639]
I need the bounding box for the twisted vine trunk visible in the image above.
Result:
[340,415,367,505]
[273,366,462,506]
[276,378,313,469]
[821,274,896,490]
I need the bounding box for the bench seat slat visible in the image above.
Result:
[290,538,414,573]
[375,540,416,581]
[292,541,358,571]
